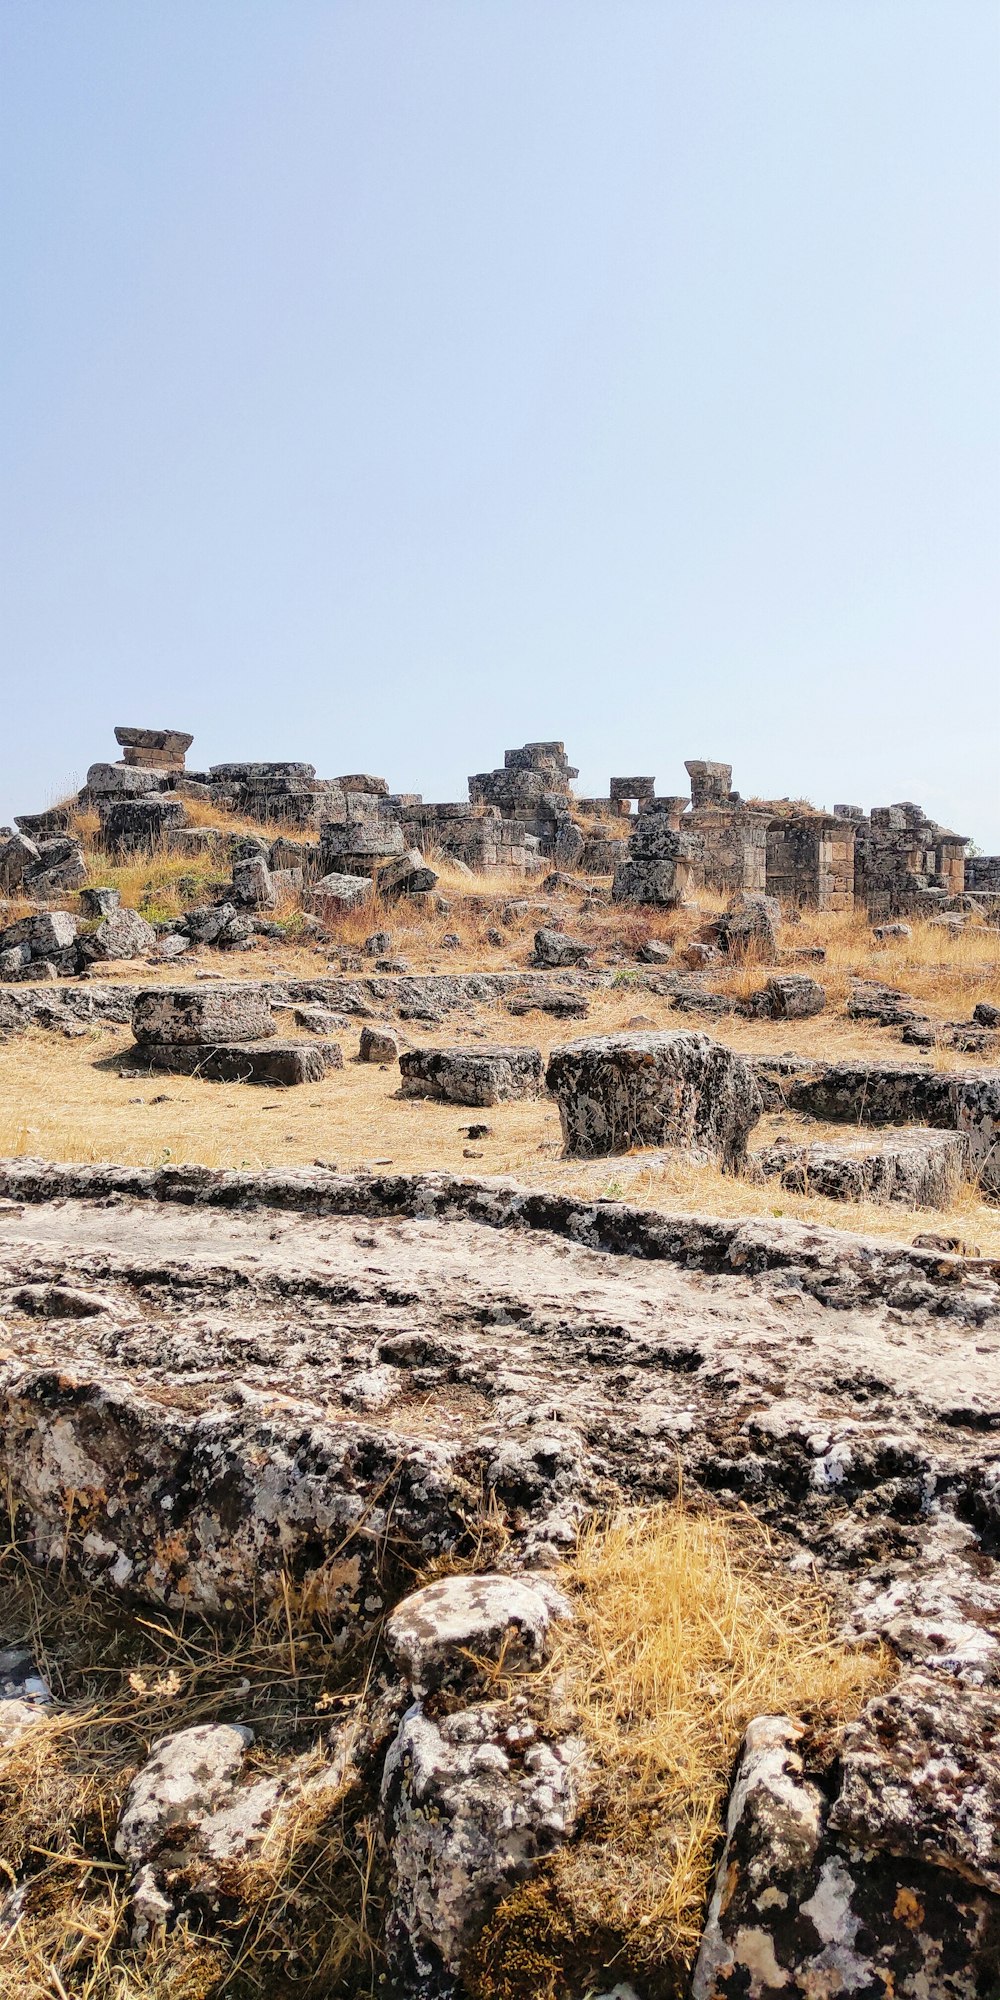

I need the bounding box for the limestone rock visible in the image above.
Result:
[382,1699,584,1990]
[754,1127,967,1209]
[386,1573,571,1696]
[359,1025,402,1063]
[546,1030,762,1165]
[304,872,373,918]
[377,850,439,898]
[80,886,121,918]
[701,892,779,962]
[692,1707,1000,1999]
[400,1045,544,1106]
[85,762,167,797]
[531,927,590,968]
[0,831,41,891]
[747,972,826,1019]
[116,1722,253,1866]
[132,984,276,1046]
[88,908,158,962]
[139,1040,342,1085]
[0,910,78,956]
[231,857,276,909]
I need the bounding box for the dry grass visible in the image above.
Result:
[3,983,1000,1253]
[0,1539,386,1999]
[468,1499,891,1998]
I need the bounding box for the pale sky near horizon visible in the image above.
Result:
[2,3,999,844]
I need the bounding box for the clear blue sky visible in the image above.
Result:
[3,2,998,844]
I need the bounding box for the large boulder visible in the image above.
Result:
[545,1029,762,1166]
[400,1045,544,1106]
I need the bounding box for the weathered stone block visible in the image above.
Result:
[79,887,121,918]
[359,1025,402,1063]
[86,763,167,797]
[231,858,276,910]
[99,797,187,856]
[88,909,158,962]
[400,1045,544,1106]
[530,927,590,967]
[292,1005,343,1036]
[377,850,439,898]
[0,832,41,891]
[182,904,238,946]
[546,1030,761,1165]
[786,1062,957,1128]
[0,910,78,956]
[320,821,405,864]
[132,985,276,1047]
[747,973,826,1019]
[115,726,194,756]
[137,1040,342,1085]
[611,858,685,906]
[755,1128,967,1208]
[303,873,372,918]
[337,773,389,796]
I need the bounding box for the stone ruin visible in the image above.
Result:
[3,723,999,928]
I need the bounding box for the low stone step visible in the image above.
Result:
[754,1127,968,1209]
[133,1039,343,1085]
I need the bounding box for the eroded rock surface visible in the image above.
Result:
[0,1165,999,1993]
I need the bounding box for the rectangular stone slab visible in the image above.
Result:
[133,1039,343,1084]
[400,1045,544,1105]
[754,1128,968,1208]
[132,985,277,1046]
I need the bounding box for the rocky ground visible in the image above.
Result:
[0,1162,998,1994]
[1,861,1000,1994]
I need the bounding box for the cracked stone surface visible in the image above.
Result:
[1,1164,999,1993]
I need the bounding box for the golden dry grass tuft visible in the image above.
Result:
[468,1500,892,1998]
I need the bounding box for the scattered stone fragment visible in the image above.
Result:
[386,1573,571,1696]
[746,972,826,1019]
[546,1029,762,1165]
[531,927,590,967]
[359,1025,402,1063]
[400,1045,544,1105]
[87,907,158,962]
